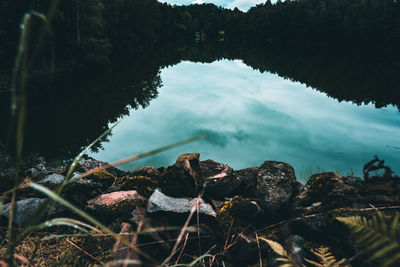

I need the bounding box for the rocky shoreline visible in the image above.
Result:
[1,152,399,266]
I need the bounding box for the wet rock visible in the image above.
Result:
[86,191,146,218]
[255,161,298,217]
[201,159,241,200]
[159,153,201,198]
[1,198,44,226]
[297,172,363,209]
[147,189,216,217]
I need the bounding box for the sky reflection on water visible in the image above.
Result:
[89,60,400,182]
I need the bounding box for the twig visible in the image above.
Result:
[65,238,104,265]
[256,205,400,232]
[224,219,234,250]
[254,231,263,267]
[175,233,189,265]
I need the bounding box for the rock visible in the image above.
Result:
[37,173,65,185]
[147,189,216,217]
[1,198,44,226]
[297,172,363,209]
[74,155,125,178]
[118,175,158,198]
[201,159,241,200]
[254,161,298,217]
[62,175,115,208]
[86,191,146,218]
[217,196,263,236]
[129,166,161,181]
[159,153,202,198]
[25,163,50,180]
[285,235,305,267]
[235,167,259,197]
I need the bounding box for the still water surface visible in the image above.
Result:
[89,59,400,182]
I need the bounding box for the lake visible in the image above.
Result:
[88,59,400,182]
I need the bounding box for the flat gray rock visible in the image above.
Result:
[1,198,44,226]
[147,189,216,217]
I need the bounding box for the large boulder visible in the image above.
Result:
[201,159,241,200]
[234,161,298,219]
[159,153,202,198]
[255,161,298,214]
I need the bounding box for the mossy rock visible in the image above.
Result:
[216,196,262,237]
[118,175,158,198]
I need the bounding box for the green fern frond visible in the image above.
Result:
[337,213,400,266]
[305,246,350,267]
[258,237,296,267]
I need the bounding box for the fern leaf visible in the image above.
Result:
[304,258,324,267]
[337,213,400,266]
[258,237,287,257]
[258,237,295,267]
[306,246,350,267]
[369,243,398,262]
[383,253,400,267]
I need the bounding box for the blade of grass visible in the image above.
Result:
[6,11,49,261]
[169,254,213,267]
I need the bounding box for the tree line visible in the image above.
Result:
[1,0,398,71]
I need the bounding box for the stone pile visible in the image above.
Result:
[1,152,399,266]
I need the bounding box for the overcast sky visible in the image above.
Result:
[158,0,273,12]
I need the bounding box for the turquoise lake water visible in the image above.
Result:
[89,59,400,182]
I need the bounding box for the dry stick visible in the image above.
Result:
[196,194,202,258]
[224,220,234,251]
[254,231,263,267]
[256,205,400,232]
[175,233,190,265]
[65,238,104,265]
